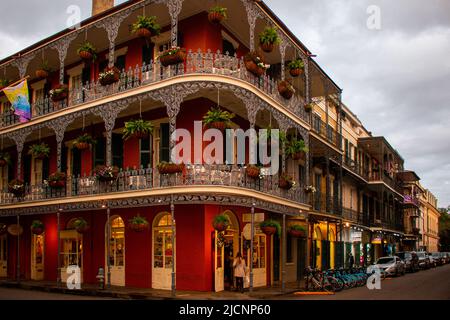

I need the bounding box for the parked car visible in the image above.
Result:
[427,252,438,267]
[416,251,431,269]
[443,253,450,264]
[430,252,444,266]
[397,251,419,272]
[373,256,406,277]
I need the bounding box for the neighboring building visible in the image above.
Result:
[419,188,440,252]
[0,0,441,293]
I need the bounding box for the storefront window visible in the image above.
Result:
[60,237,82,269]
[252,235,266,269]
[109,217,125,267]
[154,214,173,269]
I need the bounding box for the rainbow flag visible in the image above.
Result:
[3,79,31,123]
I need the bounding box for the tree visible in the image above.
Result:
[438,208,450,251]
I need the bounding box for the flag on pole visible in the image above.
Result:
[3,79,31,123]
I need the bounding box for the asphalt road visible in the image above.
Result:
[284,263,450,300]
[0,287,113,300]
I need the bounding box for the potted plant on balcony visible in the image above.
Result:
[35,60,51,79]
[132,15,161,38]
[208,6,227,24]
[28,142,50,159]
[304,103,313,112]
[122,119,154,140]
[47,171,66,189]
[73,217,89,234]
[157,161,184,174]
[279,174,294,190]
[99,66,120,86]
[278,80,295,100]
[285,137,308,160]
[8,179,25,197]
[77,41,97,61]
[246,164,261,179]
[259,220,281,236]
[158,46,187,67]
[288,224,306,238]
[212,214,230,232]
[243,50,269,77]
[49,84,68,102]
[304,185,317,194]
[94,165,119,182]
[129,215,149,232]
[202,107,235,131]
[73,133,95,150]
[287,58,304,77]
[0,152,10,167]
[259,26,280,53]
[30,220,45,235]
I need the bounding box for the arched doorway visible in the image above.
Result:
[31,230,45,280]
[152,212,174,290]
[328,229,336,269]
[60,218,83,284]
[105,216,125,286]
[214,210,240,292]
[313,226,322,270]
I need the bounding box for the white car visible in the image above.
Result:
[373,256,405,277]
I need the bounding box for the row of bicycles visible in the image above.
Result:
[304,266,370,292]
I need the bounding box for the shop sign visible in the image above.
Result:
[242,213,264,223]
[351,231,362,242]
[242,223,260,240]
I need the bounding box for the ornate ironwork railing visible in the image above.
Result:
[343,156,369,180]
[1,49,309,128]
[0,164,306,206]
[311,115,341,148]
[312,192,341,216]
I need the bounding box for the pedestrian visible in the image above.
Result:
[348,252,354,269]
[233,252,247,293]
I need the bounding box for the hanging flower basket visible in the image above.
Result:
[289,68,303,77]
[259,27,280,53]
[279,175,293,190]
[129,215,149,232]
[99,67,120,86]
[246,165,261,179]
[208,6,227,24]
[35,69,49,79]
[291,151,306,161]
[278,80,295,100]
[157,162,184,174]
[287,59,304,77]
[73,218,89,234]
[212,214,230,232]
[77,41,97,61]
[259,220,281,236]
[159,47,187,67]
[244,51,269,77]
[208,121,226,131]
[136,28,153,38]
[47,172,66,189]
[8,179,25,197]
[132,15,161,39]
[94,165,119,182]
[260,42,274,53]
[30,220,45,235]
[73,133,95,150]
[49,84,68,102]
[288,225,306,238]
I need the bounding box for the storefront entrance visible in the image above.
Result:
[31,233,45,280]
[60,229,83,284]
[106,216,125,286]
[0,234,6,277]
[152,212,174,290]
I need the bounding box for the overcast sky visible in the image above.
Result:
[1,0,449,207]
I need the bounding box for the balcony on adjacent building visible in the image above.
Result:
[343,155,369,181]
[311,113,342,149]
[403,194,420,207]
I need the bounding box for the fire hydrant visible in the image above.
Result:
[96,267,105,290]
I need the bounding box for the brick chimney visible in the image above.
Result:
[92,0,114,16]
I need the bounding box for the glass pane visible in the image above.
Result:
[154,230,164,268]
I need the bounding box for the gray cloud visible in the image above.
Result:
[1,0,449,206]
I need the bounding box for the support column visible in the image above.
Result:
[49,117,72,171]
[242,0,262,51]
[165,0,184,47]
[50,33,78,84]
[170,194,176,297]
[16,214,20,283]
[281,213,286,292]
[325,155,330,212]
[106,204,111,289]
[57,209,62,287]
[11,53,35,79]
[278,32,290,81]
[8,129,31,179]
[249,201,255,292]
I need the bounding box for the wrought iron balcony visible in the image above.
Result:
[343,156,369,180]
[1,49,309,129]
[0,164,306,206]
[312,192,341,216]
[342,207,365,224]
[371,220,404,233]
[311,115,341,148]
[403,194,420,207]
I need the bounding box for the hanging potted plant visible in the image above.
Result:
[288,225,306,238]
[279,174,294,190]
[258,26,280,53]
[30,220,45,235]
[0,152,10,167]
[47,172,66,189]
[208,6,227,24]
[259,220,281,236]
[35,60,51,79]
[129,215,149,232]
[94,165,119,182]
[158,46,187,67]
[73,133,95,150]
[157,161,184,174]
[73,217,89,234]
[49,84,68,102]
[77,41,97,61]
[244,51,270,77]
[285,137,308,160]
[304,103,313,112]
[246,164,261,179]
[278,80,295,99]
[212,214,230,232]
[99,66,120,86]
[202,108,235,131]
[287,59,304,77]
[8,179,25,197]
[132,15,161,38]
[122,119,154,140]
[28,142,50,159]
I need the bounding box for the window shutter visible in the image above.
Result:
[72,148,82,177]
[23,155,32,184]
[142,44,154,65]
[112,133,123,169]
[42,157,50,181]
[160,123,170,162]
[116,55,126,71]
[94,137,106,167]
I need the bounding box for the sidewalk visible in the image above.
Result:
[0,279,304,300]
